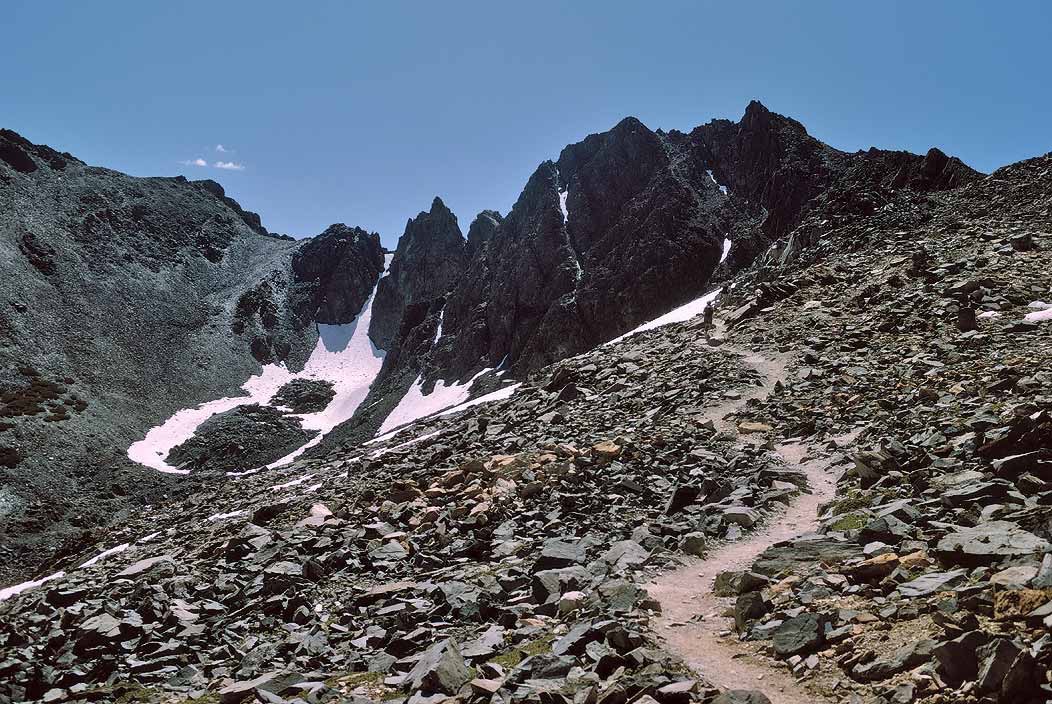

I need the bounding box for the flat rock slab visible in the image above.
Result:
[935,521,1052,565]
[752,537,863,578]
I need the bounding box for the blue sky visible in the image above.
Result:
[3,2,1050,246]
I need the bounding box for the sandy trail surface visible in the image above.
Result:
[647,337,849,703]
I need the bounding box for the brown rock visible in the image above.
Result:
[994,588,1052,620]
[845,553,900,583]
[592,440,623,462]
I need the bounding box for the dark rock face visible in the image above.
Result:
[691,101,982,266]
[434,111,753,378]
[430,102,981,379]
[189,178,270,237]
[438,161,583,378]
[290,224,384,325]
[465,209,502,259]
[368,197,468,350]
[0,129,78,174]
[445,121,714,376]
[307,199,471,446]
[693,101,841,249]
[167,404,315,474]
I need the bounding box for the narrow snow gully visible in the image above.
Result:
[646,338,843,704]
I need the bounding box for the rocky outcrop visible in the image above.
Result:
[368,197,467,350]
[691,101,982,267]
[290,224,384,325]
[294,198,473,447]
[0,128,80,175]
[693,100,842,246]
[189,178,272,238]
[465,209,502,259]
[437,161,580,378]
[434,112,747,378]
[270,378,336,413]
[167,404,315,474]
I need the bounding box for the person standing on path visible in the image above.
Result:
[703,301,715,337]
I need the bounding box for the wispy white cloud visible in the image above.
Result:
[180,158,208,167]
[215,144,230,153]
[214,161,245,171]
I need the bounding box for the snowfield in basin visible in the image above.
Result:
[128,254,393,473]
[127,251,524,474]
[126,365,299,474]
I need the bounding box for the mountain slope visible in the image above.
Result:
[0,101,984,591]
[0,131,388,584]
[0,144,1047,703]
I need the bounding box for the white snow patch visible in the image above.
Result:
[706,170,728,195]
[1024,307,1052,323]
[720,237,732,263]
[129,255,394,474]
[127,364,296,474]
[557,188,583,282]
[368,428,446,459]
[434,309,445,344]
[437,383,522,417]
[570,252,583,282]
[207,510,247,521]
[271,474,315,491]
[0,571,65,602]
[606,287,723,345]
[137,532,161,543]
[79,543,130,568]
[977,311,1001,319]
[377,368,491,436]
[1023,300,1052,322]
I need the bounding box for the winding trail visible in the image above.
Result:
[646,336,844,704]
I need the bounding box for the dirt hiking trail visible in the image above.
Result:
[647,336,854,704]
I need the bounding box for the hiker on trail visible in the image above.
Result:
[703,301,714,335]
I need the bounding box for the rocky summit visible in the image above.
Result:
[1,104,1051,704]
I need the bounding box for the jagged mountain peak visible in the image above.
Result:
[429,194,452,213]
[739,98,811,135]
[367,198,468,351]
[465,209,503,258]
[610,115,648,132]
